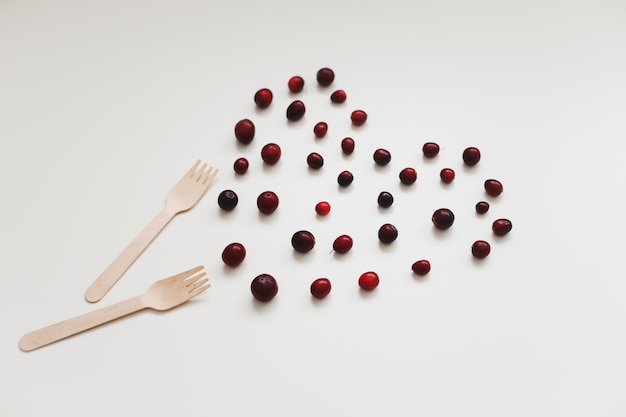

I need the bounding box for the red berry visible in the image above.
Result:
[307,152,324,169]
[373,148,391,166]
[257,191,279,214]
[432,208,455,229]
[313,122,328,138]
[492,218,513,236]
[254,88,273,108]
[337,170,354,187]
[218,190,238,211]
[233,157,249,175]
[475,201,490,214]
[399,167,417,185]
[291,230,316,253]
[378,223,398,243]
[332,234,353,253]
[377,191,394,208]
[288,76,304,93]
[484,179,504,197]
[358,271,379,291]
[411,260,431,276]
[463,147,481,166]
[440,168,455,184]
[315,201,331,216]
[351,110,367,126]
[422,142,440,158]
[310,278,331,299]
[316,67,335,86]
[330,89,347,103]
[341,137,355,154]
[251,274,278,302]
[221,242,246,267]
[261,143,281,165]
[234,119,255,144]
[286,100,306,121]
[471,240,491,258]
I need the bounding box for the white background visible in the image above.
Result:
[2,1,626,416]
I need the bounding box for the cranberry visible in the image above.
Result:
[432,208,455,229]
[234,119,255,144]
[254,88,273,108]
[341,137,355,155]
[358,271,379,291]
[313,122,328,138]
[315,201,331,216]
[261,143,281,165]
[378,223,398,243]
[440,168,455,184]
[377,191,394,208]
[373,148,391,166]
[475,201,490,214]
[288,76,304,93]
[332,234,353,253]
[257,191,279,214]
[422,142,440,158]
[484,179,504,197]
[463,147,481,166]
[221,242,246,267]
[310,278,332,299]
[286,100,306,121]
[316,67,335,86]
[399,167,417,185]
[492,218,513,236]
[330,89,347,103]
[251,274,278,302]
[233,157,249,175]
[471,240,491,258]
[291,230,316,253]
[411,260,431,276]
[351,110,367,126]
[337,170,354,187]
[218,190,238,211]
[307,152,324,169]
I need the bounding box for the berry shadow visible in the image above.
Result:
[358,288,378,299]
[257,211,279,224]
[378,241,398,254]
[431,226,454,241]
[251,298,277,313]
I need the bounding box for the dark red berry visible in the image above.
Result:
[218,190,238,211]
[310,278,331,299]
[378,223,398,243]
[358,271,379,291]
[257,191,279,214]
[341,137,355,155]
[221,242,246,267]
[316,67,335,86]
[463,147,481,166]
[315,201,331,216]
[492,218,513,236]
[351,110,367,126]
[261,143,281,165]
[373,148,391,166]
[422,142,440,158]
[432,208,455,229]
[484,179,504,197]
[251,274,278,302]
[307,152,324,169]
[475,201,490,214]
[471,240,491,258]
[286,100,306,121]
[254,88,273,108]
[337,170,354,187]
[234,119,255,144]
[288,76,304,93]
[412,260,431,276]
[291,230,316,253]
[332,234,353,253]
[233,157,249,175]
[377,191,394,208]
[440,168,455,184]
[399,167,417,185]
[313,122,328,138]
[330,89,347,103]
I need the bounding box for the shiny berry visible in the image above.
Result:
[373,148,391,166]
[315,201,331,216]
[291,230,315,253]
[288,76,304,93]
[307,152,324,169]
[351,110,367,126]
[257,191,279,214]
[332,234,353,253]
[399,167,417,185]
[314,122,328,138]
[377,191,394,208]
[358,271,379,291]
[316,67,335,86]
[337,170,354,187]
[463,146,481,166]
[422,142,440,158]
[254,88,273,108]
[484,179,504,197]
[221,242,246,267]
[341,137,355,154]
[218,190,238,211]
[310,278,332,299]
[234,119,255,144]
[411,260,431,276]
[233,157,249,175]
[432,208,455,229]
[330,89,347,103]
[286,100,306,121]
[475,201,490,214]
[378,223,398,243]
[471,240,491,258]
[440,168,455,184]
[261,143,281,165]
[492,218,513,236]
[251,274,278,302]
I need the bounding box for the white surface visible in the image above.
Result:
[2,1,626,415]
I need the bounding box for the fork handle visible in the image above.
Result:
[19,296,145,352]
[84,206,176,303]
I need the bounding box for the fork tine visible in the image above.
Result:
[185,160,202,178]
[184,271,207,287]
[189,281,211,297]
[171,265,204,283]
[187,277,209,293]
[200,166,218,186]
[193,163,208,182]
